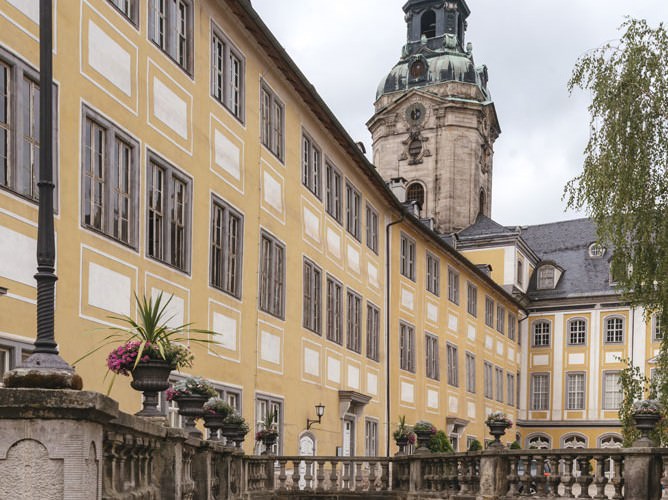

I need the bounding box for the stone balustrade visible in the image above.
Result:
[0,388,667,500]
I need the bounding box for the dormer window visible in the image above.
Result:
[537,265,555,290]
[589,243,606,258]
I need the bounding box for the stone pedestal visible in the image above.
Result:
[479,451,510,500]
[0,389,118,500]
[623,449,662,500]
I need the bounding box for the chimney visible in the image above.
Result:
[388,177,407,202]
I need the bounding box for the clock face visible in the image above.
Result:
[410,60,427,79]
[406,103,426,125]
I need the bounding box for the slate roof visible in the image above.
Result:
[519,218,617,300]
[457,214,517,239]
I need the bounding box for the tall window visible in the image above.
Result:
[210,196,243,298]
[211,27,244,120]
[495,367,504,402]
[302,133,321,198]
[150,0,192,71]
[508,313,517,341]
[82,108,139,247]
[302,259,322,334]
[467,283,477,317]
[0,51,54,202]
[365,419,379,457]
[465,352,476,393]
[425,334,439,380]
[531,374,550,410]
[654,314,664,341]
[345,182,361,240]
[603,372,622,409]
[496,305,505,334]
[256,396,283,455]
[406,182,425,215]
[325,162,342,223]
[532,320,551,347]
[485,296,494,327]
[604,316,624,343]
[447,343,458,387]
[108,0,138,24]
[566,373,585,410]
[399,322,415,373]
[483,362,493,399]
[260,82,284,161]
[259,231,285,318]
[147,153,191,272]
[366,303,380,362]
[516,259,523,287]
[326,276,343,344]
[507,373,515,407]
[400,234,416,280]
[346,289,362,353]
[447,268,459,304]
[567,319,586,345]
[366,204,379,254]
[426,252,440,296]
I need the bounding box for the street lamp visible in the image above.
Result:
[306,403,326,430]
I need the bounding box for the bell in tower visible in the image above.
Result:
[368,0,501,234]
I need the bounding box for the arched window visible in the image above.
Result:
[479,188,486,215]
[527,434,551,450]
[567,318,587,345]
[562,434,587,449]
[406,183,425,212]
[532,320,551,347]
[598,434,622,448]
[420,10,436,39]
[604,316,624,344]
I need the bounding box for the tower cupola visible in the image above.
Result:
[403,0,471,53]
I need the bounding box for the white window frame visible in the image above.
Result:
[531,373,550,411]
[566,372,586,410]
[149,0,193,72]
[211,24,245,121]
[604,316,624,344]
[532,320,551,347]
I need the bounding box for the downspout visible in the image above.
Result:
[630,306,635,366]
[385,214,404,456]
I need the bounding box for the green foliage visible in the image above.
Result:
[617,357,646,446]
[567,17,668,445]
[467,439,483,451]
[509,440,521,450]
[428,430,454,453]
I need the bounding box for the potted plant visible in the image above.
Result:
[202,397,235,440]
[222,412,250,450]
[485,412,513,448]
[428,430,454,453]
[468,439,483,452]
[166,376,218,438]
[256,407,279,455]
[393,416,416,456]
[75,292,215,417]
[413,421,437,453]
[631,399,663,445]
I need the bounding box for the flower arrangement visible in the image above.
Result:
[166,376,218,401]
[203,397,235,417]
[413,420,437,434]
[256,406,279,443]
[393,416,417,443]
[224,412,250,433]
[256,427,279,441]
[485,412,513,427]
[106,341,193,376]
[632,399,663,415]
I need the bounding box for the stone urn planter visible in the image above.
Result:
[203,414,226,440]
[631,399,663,446]
[130,359,173,417]
[222,419,249,450]
[257,431,279,455]
[394,436,409,456]
[485,412,513,448]
[175,394,208,438]
[412,421,436,454]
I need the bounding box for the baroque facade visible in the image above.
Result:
[0,0,656,457]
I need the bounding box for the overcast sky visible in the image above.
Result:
[251,0,667,226]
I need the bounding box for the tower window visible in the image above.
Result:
[479,189,486,215]
[420,10,436,39]
[406,183,425,212]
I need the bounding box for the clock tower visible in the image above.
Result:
[367,0,500,234]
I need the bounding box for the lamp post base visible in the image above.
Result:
[3,353,83,390]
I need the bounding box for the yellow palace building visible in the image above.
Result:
[0,0,659,456]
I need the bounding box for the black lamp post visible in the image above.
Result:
[306,403,326,430]
[3,0,81,390]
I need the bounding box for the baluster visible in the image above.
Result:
[611,456,623,500]
[291,459,301,491]
[354,461,363,491]
[592,455,606,500]
[368,460,378,491]
[578,455,593,499]
[330,460,339,491]
[545,456,560,499]
[562,455,575,498]
[507,455,520,497]
[459,457,471,495]
[520,455,532,497]
[277,460,287,492]
[661,455,668,499]
[452,457,462,494]
[316,459,326,492]
[303,459,314,492]
[381,460,390,490]
[342,460,352,491]
[534,454,546,496]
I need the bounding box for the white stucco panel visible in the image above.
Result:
[448,314,458,332]
[468,325,476,341]
[303,206,320,242]
[151,289,184,328]
[605,352,622,364]
[507,346,515,361]
[367,372,378,395]
[0,226,36,287]
[496,341,504,356]
[88,263,131,316]
[88,21,132,96]
[426,303,438,323]
[533,354,549,366]
[153,77,188,139]
[212,312,237,351]
[326,228,341,258]
[304,347,320,376]
[467,402,476,419]
[427,389,439,409]
[367,262,379,288]
[400,382,414,403]
[568,353,585,365]
[214,130,241,179]
[347,365,360,390]
[347,245,360,273]
[401,288,414,311]
[260,331,281,365]
[485,335,493,351]
[7,0,38,23]
[448,396,458,413]
[327,357,341,383]
[263,171,283,212]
